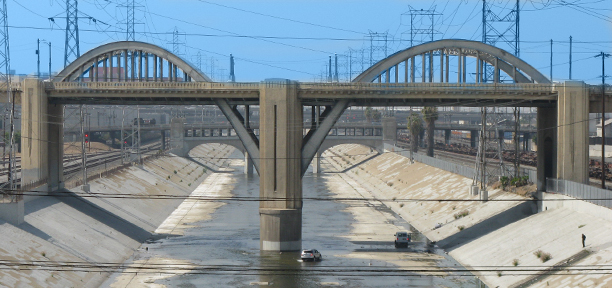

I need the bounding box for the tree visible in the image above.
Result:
[421,107,439,157]
[407,112,423,153]
[365,107,373,122]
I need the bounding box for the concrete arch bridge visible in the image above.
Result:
[3,39,611,252]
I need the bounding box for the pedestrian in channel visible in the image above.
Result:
[582,234,586,248]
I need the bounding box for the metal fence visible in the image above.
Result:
[546,178,612,209]
[384,143,537,183]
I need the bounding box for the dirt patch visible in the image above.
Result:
[64,141,114,154]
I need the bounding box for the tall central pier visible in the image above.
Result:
[258,80,303,251]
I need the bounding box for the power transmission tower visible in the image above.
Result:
[473,0,520,195]
[64,0,80,67]
[0,0,15,193]
[118,0,143,41]
[368,31,388,66]
[482,0,519,82]
[401,6,442,47]
[169,27,185,56]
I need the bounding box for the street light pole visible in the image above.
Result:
[48,42,51,80]
[596,52,610,189]
[36,39,40,79]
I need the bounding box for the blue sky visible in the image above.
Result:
[7,0,612,84]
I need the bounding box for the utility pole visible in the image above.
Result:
[229,54,235,82]
[47,42,51,80]
[569,36,572,80]
[596,51,610,189]
[550,39,553,81]
[36,39,40,79]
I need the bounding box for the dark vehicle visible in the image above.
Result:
[394,231,410,248]
[133,118,156,125]
[300,249,322,261]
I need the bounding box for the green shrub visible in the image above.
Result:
[512,259,519,266]
[458,226,465,231]
[541,253,552,262]
[534,250,543,258]
[454,210,469,219]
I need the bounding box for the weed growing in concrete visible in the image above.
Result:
[578,224,585,228]
[458,226,465,231]
[541,253,552,262]
[387,182,393,187]
[534,250,543,258]
[392,197,397,201]
[41,252,46,257]
[453,210,469,219]
[188,183,191,186]
[497,272,502,277]
[167,176,171,180]
[512,259,519,266]
[399,203,404,208]
[452,206,456,210]
[174,170,177,174]
[180,180,183,182]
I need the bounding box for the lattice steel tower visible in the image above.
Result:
[118,0,142,41]
[402,6,441,47]
[482,0,519,81]
[0,0,16,192]
[64,0,80,67]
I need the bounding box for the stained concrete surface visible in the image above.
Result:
[105,148,480,288]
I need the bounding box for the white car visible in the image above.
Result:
[301,249,322,261]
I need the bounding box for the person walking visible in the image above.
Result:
[582,234,586,248]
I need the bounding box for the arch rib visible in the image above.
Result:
[353,39,550,84]
[54,41,211,82]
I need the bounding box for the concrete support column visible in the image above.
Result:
[312,150,321,174]
[470,131,477,148]
[556,81,589,184]
[244,151,254,175]
[21,79,49,189]
[161,130,166,150]
[48,103,64,190]
[537,107,557,192]
[382,117,397,143]
[170,118,186,157]
[444,129,451,145]
[259,80,302,251]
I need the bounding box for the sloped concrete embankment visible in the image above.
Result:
[0,144,235,287]
[323,144,612,288]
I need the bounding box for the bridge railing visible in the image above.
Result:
[45,81,261,90]
[546,178,612,209]
[299,82,555,93]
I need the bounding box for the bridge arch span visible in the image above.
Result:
[54,41,210,83]
[353,39,550,84]
[182,140,246,158]
[318,139,383,156]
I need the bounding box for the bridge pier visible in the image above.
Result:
[170,118,187,157]
[556,82,589,184]
[244,151,254,175]
[470,131,477,148]
[259,80,302,251]
[312,151,321,174]
[1,79,65,225]
[444,129,451,145]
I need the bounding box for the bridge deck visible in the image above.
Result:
[39,82,560,107]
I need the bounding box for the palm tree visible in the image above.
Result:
[421,107,439,157]
[407,112,423,153]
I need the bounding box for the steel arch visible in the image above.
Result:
[353,39,550,84]
[54,41,210,82]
